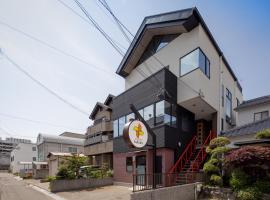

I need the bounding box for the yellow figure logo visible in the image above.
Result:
[133,123,144,138]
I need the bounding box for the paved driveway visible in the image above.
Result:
[0,172,54,200]
[57,185,132,200]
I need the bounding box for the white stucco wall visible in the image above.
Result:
[123,24,243,134]
[237,103,270,126]
[10,143,37,173]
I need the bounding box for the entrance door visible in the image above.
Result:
[136,155,146,185]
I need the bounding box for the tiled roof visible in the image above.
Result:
[235,95,270,111]
[222,117,270,137]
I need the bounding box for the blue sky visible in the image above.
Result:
[0,0,269,141]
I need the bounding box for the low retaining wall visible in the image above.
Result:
[131,183,198,200]
[50,177,113,192]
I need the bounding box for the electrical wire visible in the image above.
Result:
[1,51,89,116]
[0,20,112,74]
[73,0,125,56]
[0,112,84,131]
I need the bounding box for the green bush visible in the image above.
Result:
[203,162,219,174]
[56,165,76,180]
[230,169,250,191]
[236,187,262,200]
[106,169,113,177]
[254,179,270,194]
[46,176,56,182]
[210,174,222,186]
[255,129,270,139]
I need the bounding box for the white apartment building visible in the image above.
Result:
[10,143,37,173]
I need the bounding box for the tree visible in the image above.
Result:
[225,146,270,178]
[203,137,230,186]
[56,154,88,179]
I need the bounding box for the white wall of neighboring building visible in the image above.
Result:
[124,24,243,133]
[237,103,270,126]
[10,143,37,173]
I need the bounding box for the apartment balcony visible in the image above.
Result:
[86,120,113,136]
[84,139,113,156]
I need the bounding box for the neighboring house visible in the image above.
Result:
[10,143,37,174]
[111,8,243,184]
[222,95,270,147]
[84,94,114,169]
[32,161,49,179]
[36,133,84,161]
[235,95,270,126]
[0,137,31,170]
[47,152,85,176]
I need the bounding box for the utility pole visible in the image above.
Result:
[129,104,157,189]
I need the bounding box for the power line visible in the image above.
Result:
[73,0,125,56]
[0,112,84,131]
[1,50,89,116]
[55,0,127,51]
[0,20,112,74]
[98,0,132,43]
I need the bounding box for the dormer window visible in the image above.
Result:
[137,34,179,65]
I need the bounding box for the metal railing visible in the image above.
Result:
[133,173,186,192]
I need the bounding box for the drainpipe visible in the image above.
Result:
[218,54,223,135]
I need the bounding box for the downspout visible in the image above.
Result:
[218,54,223,135]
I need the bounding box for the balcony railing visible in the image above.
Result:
[86,120,112,136]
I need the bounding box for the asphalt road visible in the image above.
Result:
[0,172,53,200]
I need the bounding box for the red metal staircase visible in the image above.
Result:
[169,131,216,185]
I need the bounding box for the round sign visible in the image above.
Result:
[123,120,148,148]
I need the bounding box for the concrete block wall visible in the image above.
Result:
[131,183,196,200]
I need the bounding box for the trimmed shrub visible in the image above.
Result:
[210,174,222,186]
[236,187,262,200]
[255,129,270,139]
[203,162,219,174]
[229,169,250,191]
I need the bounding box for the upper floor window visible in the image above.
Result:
[137,34,179,65]
[180,48,210,78]
[254,111,269,122]
[32,147,36,151]
[118,116,126,136]
[225,88,232,120]
[68,147,77,153]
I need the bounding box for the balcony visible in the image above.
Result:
[84,140,113,155]
[86,120,112,136]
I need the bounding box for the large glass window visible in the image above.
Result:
[144,104,154,126]
[226,88,232,119]
[118,116,126,136]
[180,48,210,78]
[155,100,176,127]
[126,113,135,122]
[113,120,119,138]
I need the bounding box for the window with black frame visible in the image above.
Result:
[180,48,210,78]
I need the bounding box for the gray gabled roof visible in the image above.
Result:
[37,133,84,146]
[221,117,270,137]
[89,94,114,120]
[235,95,270,111]
[116,7,241,91]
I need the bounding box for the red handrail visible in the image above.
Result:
[185,131,216,182]
[169,135,197,173]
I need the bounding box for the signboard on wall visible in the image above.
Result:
[123,120,148,148]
